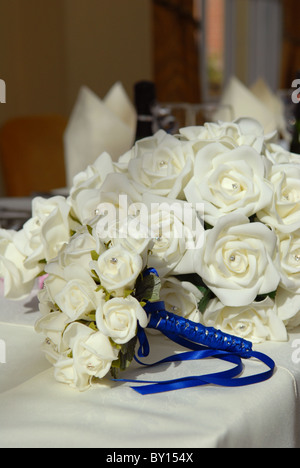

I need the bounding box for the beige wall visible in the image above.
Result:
[235,0,249,85]
[63,0,153,111]
[0,0,153,195]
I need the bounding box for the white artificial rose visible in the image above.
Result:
[35,310,70,351]
[195,213,280,307]
[257,163,300,233]
[180,118,277,154]
[71,152,115,193]
[70,172,142,224]
[55,279,102,321]
[94,179,143,246]
[126,130,194,199]
[16,196,71,267]
[32,196,71,262]
[91,245,143,297]
[160,277,203,323]
[203,297,287,343]
[96,295,148,344]
[184,142,273,226]
[62,322,118,391]
[144,194,204,277]
[277,229,300,293]
[69,188,104,225]
[97,211,152,268]
[53,356,78,388]
[264,143,300,165]
[68,152,115,223]
[58,225,103,271]
[44,263,103,320]
[0,229,42,299]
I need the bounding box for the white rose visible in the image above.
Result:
[160,277,203,323]
[180,118,277,154]
[257,163,300,233]
[61,322,118,391]
[265,143,300,165]
[126,130,194,199]
[203,297,287,343]
[94,180,143,245]
[35,310,70,352]
[144,194,204,277]
[35,289,71,369]
[53,356,78,388]
[184,142,273,226]
[97,212,152,268]
[69,188,104,225]
[277,230,300,293]
[16,196,71,267]
[96,295,148,344]
[0,229,42,299]
[58,225,102,271]
[55,279,103,321]
[70,173,142,224]
[68,152,115,223]
[44,263,103,320]
[91,245,143,296]
[70,152,115,193]
[195,213,280,307]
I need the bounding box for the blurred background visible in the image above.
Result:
[0,0,299,197]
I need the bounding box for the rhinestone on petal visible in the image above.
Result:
[110,257,118,265]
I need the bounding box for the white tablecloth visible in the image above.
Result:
[0,287,300,449]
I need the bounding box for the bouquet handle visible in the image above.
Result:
[115,301,276,395]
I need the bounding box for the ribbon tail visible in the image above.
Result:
[130,354,243,395]
[129,351,275,395]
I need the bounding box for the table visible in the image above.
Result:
[0,285,299,449]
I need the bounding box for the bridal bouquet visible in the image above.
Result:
[1,117,300,391]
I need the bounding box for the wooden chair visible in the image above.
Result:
[0,115,67,197]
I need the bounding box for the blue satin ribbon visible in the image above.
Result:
[113,325,275,395]
[112,268,276,395]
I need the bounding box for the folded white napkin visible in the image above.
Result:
[64,83,137,187]
[250,78,288,140]
[219,76,285,137]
